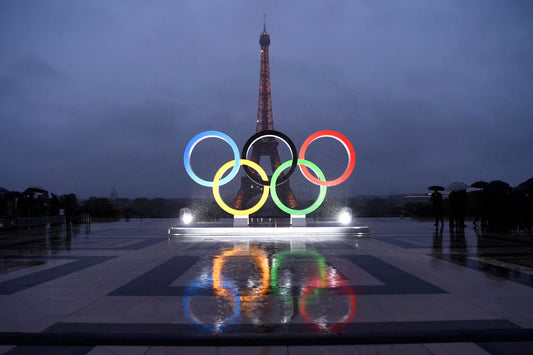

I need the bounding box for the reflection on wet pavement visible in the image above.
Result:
[1,219,533,353]
[0,226,80,273]
[183,242,356,333]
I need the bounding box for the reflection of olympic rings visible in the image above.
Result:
[183,274,240,332]
[270,248,357,329]
[212,246,270,321]
[183,130,356,215]
[270,249,328,291]
[212,246,270,304]
[299,285,357,332]
[270,249,328,311]
[184,245,357,331]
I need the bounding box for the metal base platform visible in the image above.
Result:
[168,225,370,239]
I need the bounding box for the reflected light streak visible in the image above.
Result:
[183,243,358,332]
[212,246,270,312]
[183,273,240,333]
[271,249,328,290]
[299,285,357,332]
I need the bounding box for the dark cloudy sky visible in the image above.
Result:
[1,1,532,199]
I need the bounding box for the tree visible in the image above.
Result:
[82,197,118,219]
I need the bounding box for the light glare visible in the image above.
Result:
[182,211,193,225]
[337,208,352,225]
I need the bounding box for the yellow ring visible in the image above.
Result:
[212,159,269,216]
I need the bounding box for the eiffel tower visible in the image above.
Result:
[231,20,298,214]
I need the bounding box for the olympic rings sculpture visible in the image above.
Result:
[184,129,356,216]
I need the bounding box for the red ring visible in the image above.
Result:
[298,130,356,187]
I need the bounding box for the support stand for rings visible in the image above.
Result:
[233,215,249,227]
[290,214,306,227]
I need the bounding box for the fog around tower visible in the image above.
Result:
[1,1,532,198]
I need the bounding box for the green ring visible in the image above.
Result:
[270,159,327,215]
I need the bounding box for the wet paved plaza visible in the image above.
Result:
[1,218,532,354]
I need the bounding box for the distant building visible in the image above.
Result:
[109,186,129,211]
[110,186,118,201]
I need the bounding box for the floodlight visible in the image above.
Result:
[337,207,352,225]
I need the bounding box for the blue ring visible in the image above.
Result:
[183,131,241,187]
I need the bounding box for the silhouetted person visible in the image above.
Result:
[472,190,487,229]
[430,191,444,226]
[512,188,532,234]
[485,181,512,232]
[448,191,457,228]
[455,190,467,228]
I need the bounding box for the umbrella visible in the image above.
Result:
[517,177,533,193]
[446,182,468,192]
[470,181,488,189]
[24,187,48,194]
[485,180,511,194]
[428,185,445,191]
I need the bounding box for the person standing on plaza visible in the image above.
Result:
[455,189,468,228]
[448,191,457,228]
[430,191,444,227]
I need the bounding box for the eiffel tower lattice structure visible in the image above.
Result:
[231,21,298,214]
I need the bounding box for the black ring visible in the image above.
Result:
[241,130,298,186]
